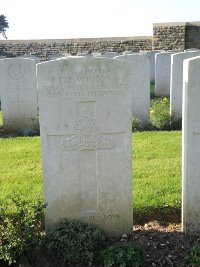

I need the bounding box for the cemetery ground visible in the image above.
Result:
[1,119,200,267]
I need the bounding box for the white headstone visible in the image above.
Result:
[182,55,200,234]
[77,52,93,57]
[92,52,102,57]
[0,58,39,132]
[123,51,134,55]
[184,48,199,52]
[37,57,133,236]
[145,50,162,84]
[18,55,40,63]
[101,52,119,58]
[170,51,200,120]
[116,54,150,124]
[48,54,67,60]
[155,51,175,96]
[0,58,6,100]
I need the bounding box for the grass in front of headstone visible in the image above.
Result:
[133,131,181,224]
[0,136,42,213]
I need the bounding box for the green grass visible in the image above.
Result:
[0,137,43,212]
[133,131,181,223]
[0,131,182,223]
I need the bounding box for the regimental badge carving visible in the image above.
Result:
[8,63,25,80]
[61,110,114,151]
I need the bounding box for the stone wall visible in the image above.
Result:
[153,22,186,51]
[185,22,200,49]
[0,36,152,61]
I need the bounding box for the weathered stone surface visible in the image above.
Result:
[0,37,152,61]
[155,52,175,96]
[153,23,186,51]
[37,57,133,236]
[17,54,40,63]
[145,50,162,83]
[0,58,39,132]
[116,54,150,123]
[170,51,200,120]
[101,52,119,58]
[182,55,200,234]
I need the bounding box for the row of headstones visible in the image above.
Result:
[155,48,200,121]
[1,53,200,236]
[0,52,151,133]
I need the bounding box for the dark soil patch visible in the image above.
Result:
[132,221,200,266]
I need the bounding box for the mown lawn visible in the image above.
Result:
[133,131,181,222]
[0,130,182,222]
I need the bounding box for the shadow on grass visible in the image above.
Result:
[133,207,181,225]
[0,126,40,138]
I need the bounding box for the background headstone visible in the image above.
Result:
[145,50,162,84]
[116,54,150,124]
[155,51,175,96]
[77,52,93,57]
[37,57,133,236]
[100,52,119,58]
[0,58,39,132]
[48,54,69,60]
[182,55,200,234]
[170,50,200,120]
[17,55,40,63]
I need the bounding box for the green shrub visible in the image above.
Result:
[132,116,141,132]
[150,97,174,130]
[186,244,200,266]
[45,219,105,266]
[0,197,45,266]
[100,242,147,267]
[132,117,152,132]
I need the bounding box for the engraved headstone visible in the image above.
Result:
[0,58,39,132]
[37,57,133,236]
[116,54,150,124]
[170,51,200,120]
[155,51,175,96]
[182,55,200,234]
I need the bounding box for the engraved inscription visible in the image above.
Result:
[61,109,114,151]
[80,213,120,221]
[42,68,129,97]
[8,63,25,80]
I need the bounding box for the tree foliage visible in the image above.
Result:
[0,15,9,39]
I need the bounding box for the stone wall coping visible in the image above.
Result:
[186,21,200,26]
[153,22,187,27]
[154,21,200,27]
[0,36,152,44]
